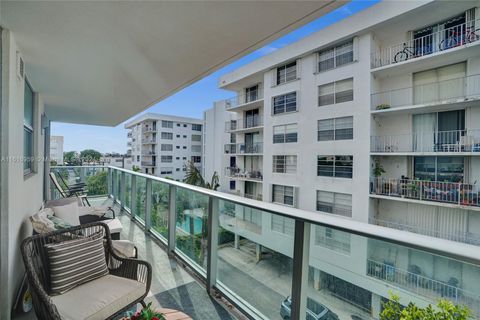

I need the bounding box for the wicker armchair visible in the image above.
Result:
[21,222,152,320]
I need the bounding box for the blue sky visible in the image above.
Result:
[52,0,379,153]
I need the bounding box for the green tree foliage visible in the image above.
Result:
[63,151,79,165]
[381,294,472,320]
[86,171,108,196]
[80,149,102,163]
[183,160,219,190]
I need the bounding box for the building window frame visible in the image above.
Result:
[161,132,173,140]
[161,155,173,163]
[272,92,297,115]
[161,120,173,128]
[317,39,355,73]
[24,78,35,176]
[318,78,353,107]
[316,190,352,217]
[318,116,353,141]
[273,123,298,144]
[317,155,353,179]
[272,184,295,206]
[275,61,297,85]
[272,155,297,173]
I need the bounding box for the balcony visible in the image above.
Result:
[141,161,156,167]
[225,87,264,112]
[371,19,480,69]
[370,177,480,210]
[142,151,156,156]
[127,141,132,147]
[143,127,157,133]
[225,167,263,182]
[142,138,156,144]
[371,129,480,154]
[370,217,480,246]
[224,142,263,155]
[371,74,480,113]
[127,132,132,138]
[225,116,264,133]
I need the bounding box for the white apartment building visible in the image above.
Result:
[49,135,64,165]
[125,113,203,180]
[205,1,480,317]
[101,153,133,170]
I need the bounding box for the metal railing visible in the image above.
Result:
[371,74,480,110]
[224,142,263,154]
[371,177,480,208]
[73,165,480,319]
[141,161,156,166]
[371,19,480,68]
[370,217,480,246]
[225,167,263,181]
[371,129,480,153]
[225,116,263,132]
[141,151,156,156]
[141,138,156,144]
[225,87,264,110]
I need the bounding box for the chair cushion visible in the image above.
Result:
[30,208,56,233]
[45,231,109,295]
[105,218,123,234]
[52,202,81,226]
[51,275,145,320]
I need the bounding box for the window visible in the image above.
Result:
[414,156,464,182]
[137,155,140,161]
[229,180,236,190]
[318,78,353,106]
[192,156,201,163]
[273,92,297,115]
[24,79,34,175]
[176,134,180,138]
[160,168,173,175]
[273,124,297,143]
[183,124,187,128]
[192,124,202,131]
[316,191,352,217]
[162,120,173,128]
[176,168,180,171]
[192,145,202,153]
[273,155,297,173]
[271,215,294,236]
[318,40,354,72]
[191,134,202,142]
[317,155,353,178]
[245,85,259,103]
[183,146,187,149]
[315,226,351,254]
[161,132,173,140]
[176,146,180,149]
[230,133,236,143]
[177,123,181,127]
[176,157,180,160]
[183,157,187,160]
[182,135,186,138]
[161,144,173,151]
[318,116,353,141]
[272,184,295,206]
[161,156,173,163]
[276,61,297,85]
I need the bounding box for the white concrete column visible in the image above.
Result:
[313,268,322,290]
[234,233,240,249]
[371,293,382,320]
[255,243,262,262]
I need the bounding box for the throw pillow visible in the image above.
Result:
[52,202,80,226]
[45,231,109,295]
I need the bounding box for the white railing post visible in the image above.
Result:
[131,174,137,220]
[206,196,219,294]
[107,168,112,196]
[112,169,117,202]
[168,185,177,253]
[120,171,126,211]
[290,221,310,320]
[145,178,152,231]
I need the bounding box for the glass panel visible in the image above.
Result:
[151,180,169,240]
[317,156,334,177]
[24,80,34,127]
[319,83,335,106]
[318,119,334,141]
[217,199,294,319]
[335,78,354,103]
[318,47,335,72]
[335,155,353,178]
[85,167,108,196]
[175,187,209,269]
[116,170,122,202]
[125,173,132,210]
[134,176,146,221]
[23,128,33,173]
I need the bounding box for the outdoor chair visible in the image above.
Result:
[50,172,91,206]
[21,222,151,320]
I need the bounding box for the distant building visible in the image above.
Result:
[101,153,132,170]
[50,136,64,165]
[125,113,203,180]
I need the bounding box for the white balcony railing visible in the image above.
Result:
[367,259,477,307]
[371,129,480,153]
[142,138,156,144]
[228,190,263,201]
[371,19,480,68]
[225,167,263,181]
[370,217,480,246]
[371,177,480,208]
[225,87,264,110]
[371,74,480,111]
[142,151,156,156]
[141,161,156,166]
[224,142,263,154]
[225,116,263,132]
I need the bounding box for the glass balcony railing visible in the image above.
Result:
[225,87,264,110]
[371,74,480,111]
[371,129,480,153]
[141,161,156,166]
[371,177,480,208]
[225,167,263,181]
[371,19,480,68]
[225,116,264,132]
[224,142,263,154]
[53,166,480,319]
[50,165,108,200]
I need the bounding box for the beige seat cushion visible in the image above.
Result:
[51,275,145,320]
[105,218,123,234]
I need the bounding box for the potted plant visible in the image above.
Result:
[372,160,385,194]
[376,103,391,110]
[122,303,165,320]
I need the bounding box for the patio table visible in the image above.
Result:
[158,308,192,320]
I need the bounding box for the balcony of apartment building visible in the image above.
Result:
[225,166,263,182]
[142,137,157,145]
[142,122,157,133]
[224,142,263,155]
[225,115,264,133]
[371,10,480,73]
[225,84,264,112]
[127,141,132,147]
[142,150,156,157]
[127,132,133,138]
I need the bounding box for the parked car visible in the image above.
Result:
[280,296,339,320]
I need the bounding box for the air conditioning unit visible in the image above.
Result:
[16,51,24,80]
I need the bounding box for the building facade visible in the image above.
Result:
[49,135,64,165]
[101,153,133,170]
[125,113,203,180]
[204,1,480,317]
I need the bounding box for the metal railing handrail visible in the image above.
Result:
[225,86,264,110]
[108,165,480,264]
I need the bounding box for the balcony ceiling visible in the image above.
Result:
[1,1,345,126]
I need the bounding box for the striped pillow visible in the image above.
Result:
[45,232,109,295]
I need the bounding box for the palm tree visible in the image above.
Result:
[183,160,220,264]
